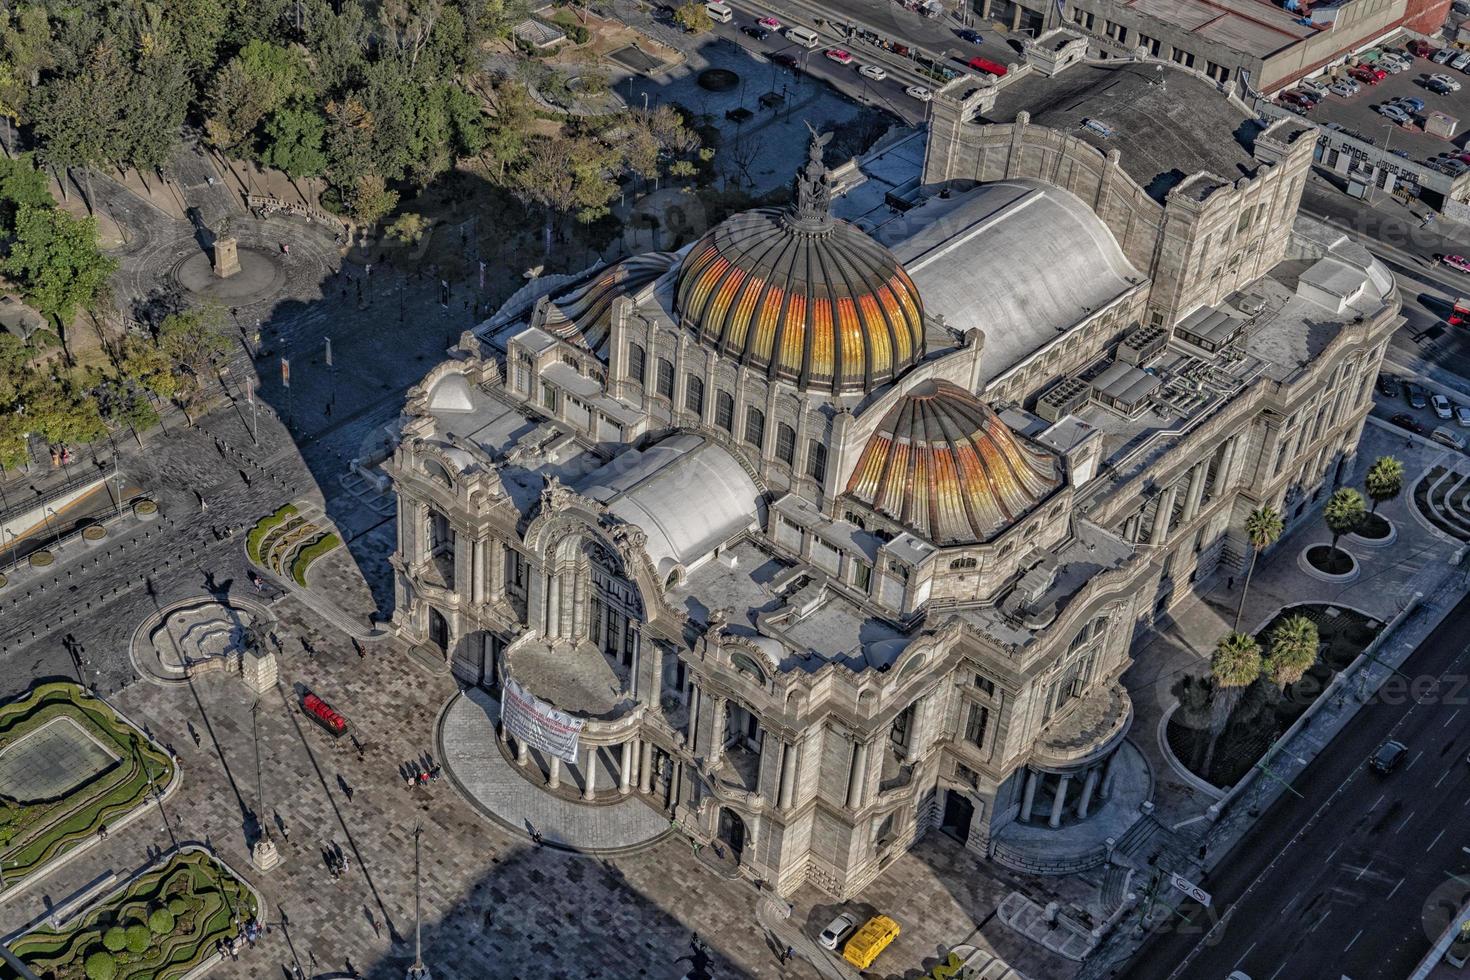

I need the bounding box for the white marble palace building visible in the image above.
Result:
[387,59,1400,897]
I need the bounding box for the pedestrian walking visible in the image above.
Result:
[97,823,108,841]
[239,468,251,487]
[482,909,493,930]
[196,490,207,511]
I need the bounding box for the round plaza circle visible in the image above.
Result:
[697,68,740,92]
[171,245,288,305]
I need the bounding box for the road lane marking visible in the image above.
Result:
[1310,910,1331,933]
[1408,750,1425,770]
[1326,842,1343,863]
[1268,965,1287,980]
[1371,793,1386,811]
[1430,829,1447,851]
[1356,860,1373,881]
[1282,890,1303,912]
[1446,708,1462,728]
[1389,876,1404,899]
[1345,928,1364,951]
[1231,942,1257,970]
[1398,809,1417,832]
[1436,769,1453,788]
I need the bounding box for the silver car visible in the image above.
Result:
[1454,52,1470,71]
[818,911,858,950]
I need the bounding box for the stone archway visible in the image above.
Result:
[718,807,747,858]
[428,607,449,653]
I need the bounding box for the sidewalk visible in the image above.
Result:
[1079,423,1466,977]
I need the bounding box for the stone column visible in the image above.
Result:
[1215,436,1239,496]
[778,739,797,810]
[687,685,701,754]
[1100,750,1120,798]
[1077,766,1101,819]
[846,739,870,810]
[1048,773,1072,828]
[583,746,599,801]
[570,572,587,641]
[904,697,927,764]
[488,539,506,601]
[619,741,634,794]
[516,738,529,767]
[1181,463,1207,523]
[547,755,562,790]
[1148,486,1178,545]
[708,697,728,765]
[639,740,654,794]
[1019,768,1039,823]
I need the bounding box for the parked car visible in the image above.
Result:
[1348,66,1382,84]
[1404,380,1429,408]
[1452,51,1470,70]
[1396,95,1426,112]
[1291,87,1323,104]
[1410,39,1435,57]
[1284,92,1316,111]
[904,84,933,101]
[740,25,769,39]
[1440,253,1470,274]
[1429,78,1458,94]
[1435,47,1459,64]
[859,63,887,81]
[1444,159,1470,177]
[1433,392,1454,418]
[1432,72,1463,90]
[770,52,798,69]
[818,912,859,950]
[1370,740,1409,773]
[1329,81,1358,97]
[1434,425,1466,450]
[956,28,983,43]
[1455,404,1470,427]
[1378,104,1411,123]
[825,48,854,65]
[1377,373,1398,396]
[757,15,781,28]
[1390,412,1426,434]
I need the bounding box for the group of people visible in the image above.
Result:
[402,758,442,790]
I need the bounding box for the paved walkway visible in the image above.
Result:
[437,688,669,854]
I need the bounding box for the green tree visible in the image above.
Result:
[1202,631,1263,779]
[672,1,713,32]
[387,212,430,244]
[32,44,126,213]
[346,172,398,226]
[84,950,116,980]
[123,922,149,954]
[1323,487,1366,562]
[305,0,372,91]
[261,104,329,179]
[22,374,105,446]
[1234,505,1283,630]
[101,926,127,952]
[513,135,619,252]
[156,305,229,411]
[480,82,535,182]
[0,153,54,234]
[1364,455,1405,514]
[1264,614,1319,690]
[3,204,117,331]
[147,907,175,935]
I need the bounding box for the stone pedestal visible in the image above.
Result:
[213,236,241,278]
[241,647,278,694]
[405,967,433,980]
[251,836,279,872]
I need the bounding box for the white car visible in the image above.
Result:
[818,911,859,950]
[1455,404,1470,427]
[1377,104,1410,123]
[1431,72,1463,90]
[1434,393,1454,419]
[1328,81,1357,97]
[1433,425,1466,451]
[1452,52,1470,70]
[859,63,887,81]
[904,84,932,101]
[1435,47,1458,64]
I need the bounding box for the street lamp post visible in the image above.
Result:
[43,506,61,551]
[250,698,280,871]
[406,824,431,980]
[3,528,17,569]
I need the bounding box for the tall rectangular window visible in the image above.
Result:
[684,374,705,416]
[715,391,734,431]
[776,423,796,464]
[744,407,765,449]
[627,343,646,386]
[964,704,989,748]
[807,440,828,483]
[852,559,872,592]
[656,358,674,399]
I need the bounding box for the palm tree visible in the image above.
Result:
[1364,456,1405,514]
[1264,614,1320,689]
[1234,506,1284,630]
[1201,631,1263,779]
[1323,487,1366,563]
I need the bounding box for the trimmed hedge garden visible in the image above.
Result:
[0,682,174,888]
[245,504,298,564]
[290,532,341,586]
[1,849,256,980]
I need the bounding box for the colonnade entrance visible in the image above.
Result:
[1016,750,1122,828]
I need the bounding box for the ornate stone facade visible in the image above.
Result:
[388,101,1399,896]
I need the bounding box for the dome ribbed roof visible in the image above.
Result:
[539,252,676,358]
[845,381,1061,545]
[673,135,924,393]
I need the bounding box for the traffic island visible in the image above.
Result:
[1,847,259,980]
[0,682,176,894]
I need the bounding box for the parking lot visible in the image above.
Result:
[1378,368,1470,447]
[1294,51,1470,168]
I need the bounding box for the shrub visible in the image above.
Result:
[290,532,341,586]
[167,897,187,915]
[102,926,127,952]
[246,504,298,563]
[148,906,175,934]
[124,922,150,953]
[85,950,117,980]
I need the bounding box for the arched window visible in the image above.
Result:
[731,652,766,685]
[423,458,454,489]
[776,423,796,464]
[656,358,674,398]
[807,440,828,483]
[685,375,705,416]
[627,343,647,386]
[715,391,734,432]
[949,557,977,570]
[744,407,765,449]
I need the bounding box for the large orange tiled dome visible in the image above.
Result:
[673,137,924,394]
[845,381,1061,545]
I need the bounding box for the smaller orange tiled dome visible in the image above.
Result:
[845,381,1061,545]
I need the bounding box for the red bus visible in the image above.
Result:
[1449,297,1470,327]
[967,56,1008,78]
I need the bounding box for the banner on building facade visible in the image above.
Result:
[501,678,583,764]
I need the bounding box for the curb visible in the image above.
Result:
[1154,704,1227,801]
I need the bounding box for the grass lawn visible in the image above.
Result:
[1166,604,1383,788]
[290,532,341,586]
[2,849,256,980]
[0,682,174,887]
[245,503,298,565]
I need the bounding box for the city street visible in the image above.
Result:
[1124,586,1470,980]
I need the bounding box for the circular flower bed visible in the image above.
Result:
[0,573,8,589]
[1356,513,1391,539]
[1306,545,1355,575]
[83,524,108,547]
[697,68,740,92]
[133,500,158,521]
[29,550,53,568]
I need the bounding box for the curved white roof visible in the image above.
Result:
[576,434,763,577]
[427,371,476,414]
[876,179,1141,387]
